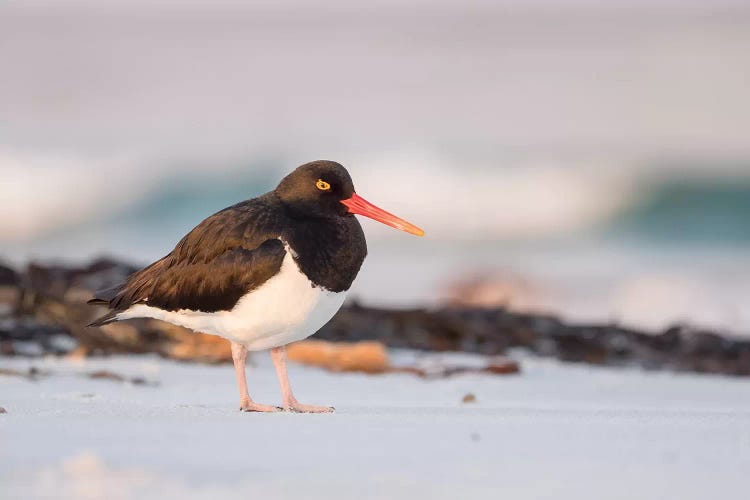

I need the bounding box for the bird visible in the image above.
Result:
[87,160,423,413]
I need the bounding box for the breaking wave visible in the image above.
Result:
[2,148,750,263]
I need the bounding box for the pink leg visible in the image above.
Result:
[231,342,279,412]
[270,346,334,413]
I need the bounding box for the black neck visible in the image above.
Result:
[281,215,367,293]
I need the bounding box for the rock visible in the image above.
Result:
[286,340,390,373]
[25,258,138,301]
[0,407,6,414]
[0,367,44,380]
[65,346,91,360]
[3,257,750,377]
[0,367,30,378]
[87,370,158,386]
[483,358,521,375]
[462,393,477,403]
[165,331,232,363]
[0,286,20,316]
[87,370,126,382]
[440,271,542,309]
[0,262,20,287]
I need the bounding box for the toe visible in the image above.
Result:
[286,403,335,413]
[240,402,281,413]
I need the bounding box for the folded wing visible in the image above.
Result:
[87,196,287,325]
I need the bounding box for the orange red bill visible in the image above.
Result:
[341,193,424,237]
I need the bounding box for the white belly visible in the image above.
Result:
[116,252,347,351]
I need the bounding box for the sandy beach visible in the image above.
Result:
[2,352,749,500]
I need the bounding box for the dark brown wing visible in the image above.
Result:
[87,194,287,323]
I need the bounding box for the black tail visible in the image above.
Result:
[86,284,125,327]
[84,256,169,327]
[87,284,122,305]
[86,310,120,327]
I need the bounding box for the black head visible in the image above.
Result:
[275,159,425,235]
[275,160,355,218]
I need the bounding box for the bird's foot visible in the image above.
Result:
[283,400,335,413]
[239,399,281,413]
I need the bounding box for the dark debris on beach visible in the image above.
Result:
[2,258,750,376]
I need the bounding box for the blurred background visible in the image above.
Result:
[3,0,750,334]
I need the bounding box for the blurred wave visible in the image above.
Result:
[610,178,750,243]
[4,150,750,250]
[1,150,632,248]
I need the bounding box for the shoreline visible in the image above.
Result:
[2,257,749,377]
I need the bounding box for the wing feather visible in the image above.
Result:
[87,194,287,320]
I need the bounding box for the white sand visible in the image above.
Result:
[2,351,749,499]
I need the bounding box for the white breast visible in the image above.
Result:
[116,250,347,351]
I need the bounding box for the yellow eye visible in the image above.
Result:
[316,179,331,191]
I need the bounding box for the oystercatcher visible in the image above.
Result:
[88,160,423,413]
